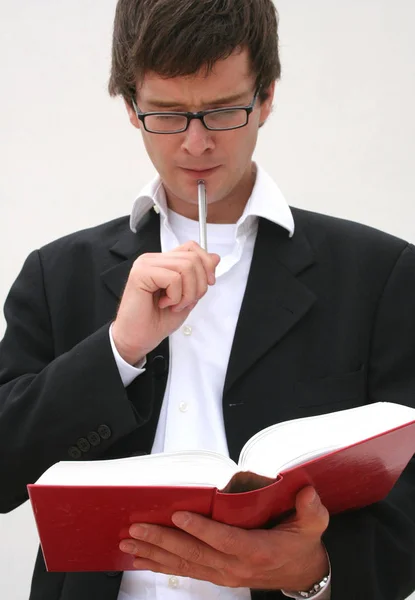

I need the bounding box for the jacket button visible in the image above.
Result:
[68,446,82,459]
[87,431,101,447]
[106,571,122,577]
[97,424,112,440]
[76,438,91,453]
[152,355,167,378]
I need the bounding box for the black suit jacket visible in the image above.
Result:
[1,207,415,600]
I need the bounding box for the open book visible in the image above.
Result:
[28,402,415,572]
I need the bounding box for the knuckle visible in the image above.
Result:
[186,544,203,563]
[177,558,192,575]
[180,241,197,253]
[134,253,152,266]
[250,547,269,566]
[320,510,330,532]
[226,573,245,588]
[138,544,153,559]
[232,561,251,579]
[171,272,182,284]
[182,260,196,276]
[221,529,238,554]
[134,254,146,264]
[147,527,163,546]
[312,505,329,533]
[187,240,199,251]
[198,284,209,299]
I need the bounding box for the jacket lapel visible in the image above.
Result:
[224,217,316,394]
[101,209,161,301]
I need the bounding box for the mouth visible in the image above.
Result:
[181,166,220,177]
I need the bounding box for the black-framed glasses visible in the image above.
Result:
[131,88,260,134]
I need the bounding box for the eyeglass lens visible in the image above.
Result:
[144,109,248,133]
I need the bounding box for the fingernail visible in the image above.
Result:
[120,541,136,553]
[130,524,149,539]
[208,274,216,285]
[172,512,191,528]
[172,305,184,313]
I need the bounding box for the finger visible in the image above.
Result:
[131,556,226,586]
[140,253,209,309]
[292,487,329,536]
[173,241,220,285]
[163,258,198,312]
[171,512,251,556]
[120,537,227,576]
[138,266,183,308]
[166,255,206,311]
[120,539,192,571]
[127,523,230,570]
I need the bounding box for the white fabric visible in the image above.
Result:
[111,165,329,599]
[108,328,146,386]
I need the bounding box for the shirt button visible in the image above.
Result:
[168,575,180,589]
[182,325,193,336]
[179,402,189,413]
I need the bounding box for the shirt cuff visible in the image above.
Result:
[109,324,147,387]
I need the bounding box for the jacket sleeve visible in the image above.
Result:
[0,250,149,513]
[323,243,415,599]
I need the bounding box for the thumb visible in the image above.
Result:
[210,253,221,267]
[294,487,329,535]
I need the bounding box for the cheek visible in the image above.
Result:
[142,134,175,171]
[223,130,258,174]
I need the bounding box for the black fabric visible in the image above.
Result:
[0,207,414,600]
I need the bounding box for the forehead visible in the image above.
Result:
[137,48,254,107]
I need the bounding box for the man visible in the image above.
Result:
[0,1,414,599]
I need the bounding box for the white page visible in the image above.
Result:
[239,402,415,477]
[34,450,238,488]
[34,403,415,488]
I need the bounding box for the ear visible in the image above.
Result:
[124,98,141,130]
[259,81,276,125]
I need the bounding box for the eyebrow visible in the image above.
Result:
[143,91,251,110]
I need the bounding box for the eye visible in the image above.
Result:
[211,110,240,120]
[155,115,180,121]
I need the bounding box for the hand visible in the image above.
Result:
[112,241,220,365]
[119,487,330,591]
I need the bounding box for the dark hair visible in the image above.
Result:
[108,0,281,107]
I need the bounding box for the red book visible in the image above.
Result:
[28,402,415,572]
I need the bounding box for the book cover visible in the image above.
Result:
[28,420,415,572]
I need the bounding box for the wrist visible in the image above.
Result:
[284,542,329,592]
[111,322,146,366]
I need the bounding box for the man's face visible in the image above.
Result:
[126,48,275,221]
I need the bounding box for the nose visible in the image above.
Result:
[181,118,215,157]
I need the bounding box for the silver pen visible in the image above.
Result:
[197,180,208,251]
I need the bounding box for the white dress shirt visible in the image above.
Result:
[110,165,330,600]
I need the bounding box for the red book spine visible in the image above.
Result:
[212,421,415,529]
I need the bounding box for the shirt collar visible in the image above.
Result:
[129,163,295,238]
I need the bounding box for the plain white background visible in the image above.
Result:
[1,1,414,598]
